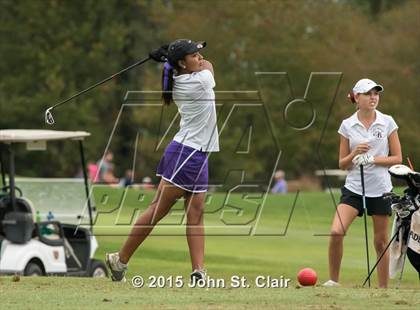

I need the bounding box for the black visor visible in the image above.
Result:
[167,39,206,66]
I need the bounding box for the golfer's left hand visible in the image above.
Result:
[149,44,169,62]
[352,154,375,166]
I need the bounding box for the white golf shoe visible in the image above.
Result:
[105,252,128,282]
[322,279,340,287]
[190,269,207,284]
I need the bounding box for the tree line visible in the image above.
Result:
[0,0,418,185]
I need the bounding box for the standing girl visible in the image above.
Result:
[324,78,402,288]
[106,39,219,282]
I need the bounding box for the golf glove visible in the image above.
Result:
[352,154,374,166]
[149,44,169,62]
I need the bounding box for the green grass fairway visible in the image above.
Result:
[0,277,419,309]
[1,189,419,308]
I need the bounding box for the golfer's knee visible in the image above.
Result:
[374,237,388,253]
[330,227,346,240]
[187,204,204,222]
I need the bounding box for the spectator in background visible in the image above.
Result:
[141,176,155,190]
[97,150,119,184]
[87,162,99,183]
[120,169,135,187]
[271,170,287,194]
[74,161,98,182]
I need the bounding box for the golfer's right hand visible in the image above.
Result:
[149,44,169,62]
[353,143,370,155]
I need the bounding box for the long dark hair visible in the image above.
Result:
[347,91,356,103]
[162,62,175,105]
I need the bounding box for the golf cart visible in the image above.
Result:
[0,130,107,277]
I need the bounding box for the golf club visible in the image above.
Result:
[362,221,403,287]
[360,164,371,287]
[44,56,151,125]
[44,44,169,125]
[396,249,407,288]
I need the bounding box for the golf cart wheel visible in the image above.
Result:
[89,259,108,278]
[24,262,44,276]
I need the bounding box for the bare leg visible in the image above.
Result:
[184,191,206,271]
[372,215,389,288]
[119,179,184,263]
[328,204,359,282]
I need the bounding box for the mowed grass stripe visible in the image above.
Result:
[1,188,418,309]
[0,277,419,309]
[92,188,418,287]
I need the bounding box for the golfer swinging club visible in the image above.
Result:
[106,39,219,282]
[324,79,402,288]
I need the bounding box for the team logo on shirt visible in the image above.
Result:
[372,128,384,139]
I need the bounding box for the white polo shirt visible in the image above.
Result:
[172,69,219,152]
[338,110,398,197]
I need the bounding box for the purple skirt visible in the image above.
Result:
[156,140,209,193]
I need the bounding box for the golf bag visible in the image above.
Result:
[385,165,420,278]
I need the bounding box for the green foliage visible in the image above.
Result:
[342,0,409,17]
[0,0,418,181]
[0,0,156,176]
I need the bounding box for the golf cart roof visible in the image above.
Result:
[0,130,90,143]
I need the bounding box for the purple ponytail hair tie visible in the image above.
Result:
[163,62,173,91]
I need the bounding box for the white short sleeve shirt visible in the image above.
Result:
[338,110,398,197]
[172,69,219,152]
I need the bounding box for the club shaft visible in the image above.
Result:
[360,165,371,287]
[397,250,407,288]
[49,56,151,110]
[362,226,399,286]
